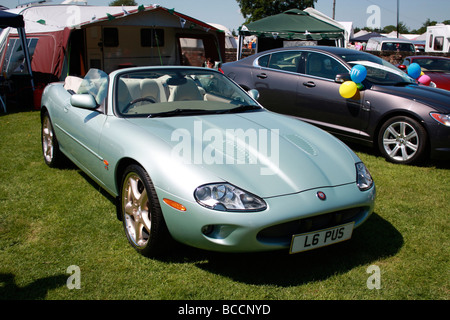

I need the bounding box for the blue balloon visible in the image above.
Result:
[407,63,421,79]
[350,65,367,84]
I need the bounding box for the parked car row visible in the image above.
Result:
[222,46,450,165]
[40,46,448,258]
[398,55,450,91]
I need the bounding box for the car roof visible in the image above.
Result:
[409,55,450,60]
[368,37,413,43]
[251,46,375,60]
[254,46,361,55]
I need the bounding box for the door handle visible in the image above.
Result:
[303,81,316,88]
[257,73,267,79]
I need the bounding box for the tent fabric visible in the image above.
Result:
[30,28,71,77]
[350,32,384,42]
[239,9,344,41]
[3,5,223,79]
[0,10,24,28]
[6,5,220,35]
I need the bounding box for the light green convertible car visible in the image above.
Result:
[41,66,375,257]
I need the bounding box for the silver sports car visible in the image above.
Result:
[41,66,375,257]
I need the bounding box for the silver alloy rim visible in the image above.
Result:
[122,173,151,248]
[382,121,419,162]
[42,117,54,163]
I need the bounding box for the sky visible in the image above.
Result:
[2,0,450,33]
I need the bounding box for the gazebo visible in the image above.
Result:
[237,9,345,58]
[0,10,34,112]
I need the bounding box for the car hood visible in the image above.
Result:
[371,84,450,112]
[126,111,359,198]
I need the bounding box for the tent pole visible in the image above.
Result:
[237,34,243,60]
[18,27,34,91]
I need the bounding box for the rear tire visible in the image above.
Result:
[378,116,428,165]
[119,164,172,257]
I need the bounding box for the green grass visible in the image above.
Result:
[0,110,449,300]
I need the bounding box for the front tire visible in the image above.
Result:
[378,116,427,164]
[120,164,171,257]
[41,112,65,167]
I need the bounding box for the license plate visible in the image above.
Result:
[290,222,354,254]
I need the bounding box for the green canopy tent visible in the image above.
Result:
[237,9,344,58]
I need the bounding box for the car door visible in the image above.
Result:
[58,103,108,183]
[252,50,302,115]
[294,51,366,139]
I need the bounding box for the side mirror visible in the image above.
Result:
[70,94,98,110]
[335,73,351,84]
[248,89,260,101]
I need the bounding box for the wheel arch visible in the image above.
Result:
[114,157,143,220]
[373,110,431,151]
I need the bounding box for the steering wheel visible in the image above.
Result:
[123,97,156,113]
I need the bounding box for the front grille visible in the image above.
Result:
[257,207,367,245]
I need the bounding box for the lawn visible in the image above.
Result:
[0,110,448,302]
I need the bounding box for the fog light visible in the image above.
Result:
[201,225,214,236]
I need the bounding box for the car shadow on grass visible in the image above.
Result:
[0,273,67,300]
[161,213,403,287]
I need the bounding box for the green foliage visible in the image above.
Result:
[109,0,137,6]
[236,0,317,24]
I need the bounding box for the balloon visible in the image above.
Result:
[350,65,367,83]
[356,83,365,90]
[339,81,358,99]
[407,63,421,79]
[418,74,431,86]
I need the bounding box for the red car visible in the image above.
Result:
[399,56,450,90]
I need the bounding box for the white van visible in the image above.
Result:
[366,37,415,52]
[426,25,450,53]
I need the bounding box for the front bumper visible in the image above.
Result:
[157,182,376,253]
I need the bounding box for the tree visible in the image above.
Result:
[109,0,137,6]
[412,18,438,34]
[382,22,409,34]
[236,0,317,24]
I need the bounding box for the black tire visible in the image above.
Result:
[41,112,65,168]
[378,116,428,165]
[119,164,172,257]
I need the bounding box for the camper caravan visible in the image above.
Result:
[365,37,415,52]
[426,24,450,53]
[0,4,225,108]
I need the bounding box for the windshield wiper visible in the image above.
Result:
[148,105,262,118]
[394,81,416,86]
[218,104,261,114]
[148,108,214,118]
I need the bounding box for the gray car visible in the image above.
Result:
[222,46,450,165]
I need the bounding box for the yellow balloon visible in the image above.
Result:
[339,81,357,99]
[420,71,425,76]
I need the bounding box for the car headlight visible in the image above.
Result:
[430,113,450,127]
[194,183,267,212]
[356,162,374,191]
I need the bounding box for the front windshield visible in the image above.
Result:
[115,68,260,117]
[77,68,109,105]
[412,58,450,73]
[338,52,416,85]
